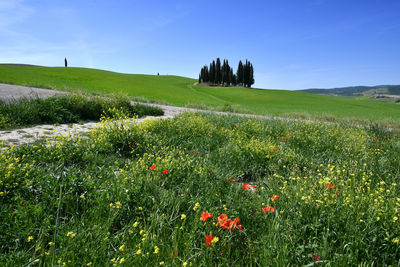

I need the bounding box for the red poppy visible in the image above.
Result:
[217,214,242,230]
[132,138,135,141]
[271,194,279,201]
[252,184,258,188]
[325,183,334,189]
[211,124,215,126]
[217,214,228,226]
[312,253,320,261]
[205,235,214,246]
[194,153,198,156]
[229,178,236,183]
[225,243,229,248]
[231,217,243,230]
[162,170,168,174]
[150,164,156,170]
[262,206,275,213]
[243,183,250,190]
[200,211,212,222]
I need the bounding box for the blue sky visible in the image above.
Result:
[1,0,399,90]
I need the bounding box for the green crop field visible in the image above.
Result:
[1,65,399,125]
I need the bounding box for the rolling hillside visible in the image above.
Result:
[1,64,400,125]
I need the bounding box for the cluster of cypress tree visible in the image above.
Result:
[199,58,254,87]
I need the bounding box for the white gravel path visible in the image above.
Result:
[0,83,65,102]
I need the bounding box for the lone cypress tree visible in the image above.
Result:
[64,58,68,67]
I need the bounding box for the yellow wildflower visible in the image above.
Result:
[48,242,55,246]
[120,258,125,264]
[159,262,165,265]
[119,244,125,251]
[183,262,188,267]
[136,249,142,255]
[181,214,186,220]
[27,236,34,242]
[133,221,139,228]
[154,245,160,254]
[115,201,122,209]
[66,232,76,238]
[193,202,200,211]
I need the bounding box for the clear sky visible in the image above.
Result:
[1,0,399,90]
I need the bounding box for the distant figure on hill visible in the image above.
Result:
[65,58,68,67]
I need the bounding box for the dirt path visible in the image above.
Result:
[0,83,65,102]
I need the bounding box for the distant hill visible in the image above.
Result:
[300,85,400,96]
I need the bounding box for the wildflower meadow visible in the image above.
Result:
[1,112,399,266]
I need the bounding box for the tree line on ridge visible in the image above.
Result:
[198,58,254,87]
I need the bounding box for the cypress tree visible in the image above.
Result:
[249,63,254,87]
[232,74,237,86]
[237,60,243,86]
[222,59,227,85]
[228,67,233,86]
[216,58,221,84]
[204,65,209,83]
[225,59,230,85]
[243,60,247,87]
[210,61,216,84]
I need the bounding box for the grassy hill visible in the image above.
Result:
[1,65,400,125]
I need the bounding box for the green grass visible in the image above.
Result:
[1,112,399,265]
[0,94,164,130]
[1,65,400,126]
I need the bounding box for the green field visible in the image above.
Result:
[1,65,399,125]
